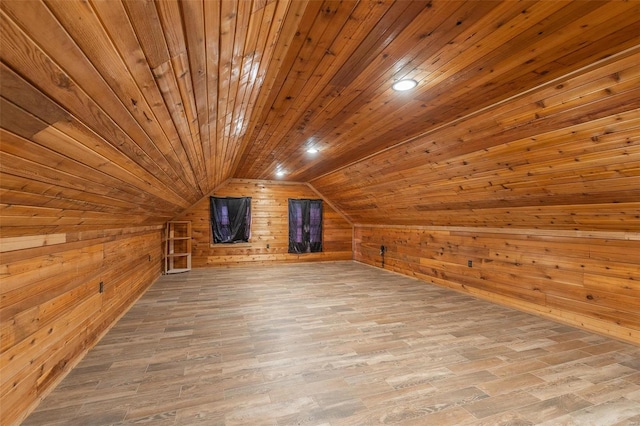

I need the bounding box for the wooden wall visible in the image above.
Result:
[310,47,640,347]
[0,226,162,426]
[175,179,353,267]
[311,51,640,231]
[355,225,640,345]
[2,2,637,424]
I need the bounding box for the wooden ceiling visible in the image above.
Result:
[1,0,639,236]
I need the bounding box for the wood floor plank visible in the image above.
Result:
[22,261,640,425]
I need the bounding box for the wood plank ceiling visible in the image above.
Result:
[1,0,639,236]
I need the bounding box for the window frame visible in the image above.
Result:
[288,198,323,254]
[210,196,252,244]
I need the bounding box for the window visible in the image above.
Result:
[210,197,251,243]
[288,199,322,253]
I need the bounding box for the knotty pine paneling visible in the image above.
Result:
[175,179,352,267]
[237,1,640,182]
[355,226,640,345]
[311,51,640,231]
[2,1,639,235]
[0,226,163,426]
[0,0,305,231]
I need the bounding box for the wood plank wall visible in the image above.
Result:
[175,179,353,267]
[0,226,163,426]
[310,51,640,231]
[355,225,640,345]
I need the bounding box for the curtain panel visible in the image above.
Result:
[210,197,251,243]
[288,199,322,253]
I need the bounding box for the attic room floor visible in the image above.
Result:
[23,261,640,426]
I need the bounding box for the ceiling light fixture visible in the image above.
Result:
[275,170,286,177]
[392,79,417,91]
[306,148,319,154]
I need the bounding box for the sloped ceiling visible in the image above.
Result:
[1,0,639,236]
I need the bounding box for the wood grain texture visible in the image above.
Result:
[20,262,640,425]
[311,51,640,231]
[2,0,639,236]
[0,227,162,426]
[174,179,353,267]
[2,2,640,424]
[0,0,303,235]
[237,0,640,182]
[354,225,640,345]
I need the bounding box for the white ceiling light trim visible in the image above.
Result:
[392,79,417,91]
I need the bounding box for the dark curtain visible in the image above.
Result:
[288,199,322,253]
[210,197,251,243]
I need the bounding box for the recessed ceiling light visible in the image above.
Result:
[275,170,286,177]
[306,148,319,154]
[392,79,417,91]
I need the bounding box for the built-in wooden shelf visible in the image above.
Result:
[164,221,192,274]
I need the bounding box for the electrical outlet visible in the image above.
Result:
[99,281,104,293]
[467,260,473,267]
[266,243,270,249]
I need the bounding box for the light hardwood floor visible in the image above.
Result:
[23,261,640,425]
